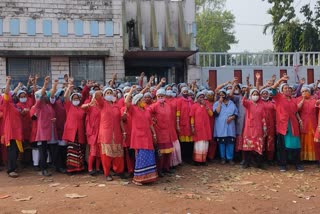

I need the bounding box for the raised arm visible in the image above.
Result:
[155,77,166,90]
[41,76,50,96]
[125,85,136,108]
[271,74,289,89]
[109,73,117,88]
[4,76,11,95]
[50,79,59,98]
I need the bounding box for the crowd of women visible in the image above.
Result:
[1,72,320,185]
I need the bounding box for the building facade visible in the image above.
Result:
[0,0,197,87]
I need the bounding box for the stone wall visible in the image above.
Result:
[0,0,124,84]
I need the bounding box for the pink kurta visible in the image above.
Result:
[62,101,86,144]
[16,101,32,141]
[2,95,22,145]
[166,98,178,141]
[261,100,276,152]
[177,97,193,138]
[242,98,266,155]
[297,97,317,133]
[29,106,38,143]
[34,100,56,142]
[121,106,132,148]
[190,103,212,142]
[52,99,66,140]
[149,101,173,144]
[128,105,153,150]
[84,99,101,145]
[273,93,300,137]
[96,98,122,145]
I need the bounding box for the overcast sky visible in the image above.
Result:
[225,0,317,53]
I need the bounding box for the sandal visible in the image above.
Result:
[132,180,142,186]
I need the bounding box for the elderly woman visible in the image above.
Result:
[190,92,213,165]
[241,88,267,169]
[260,88,276,163]
[297,86,317,161]
[176,87,194,162]
[95,87,124,181]
[125,86,158,185]
[213,88,238,164]
[149,88,174,176]
[63,84,86,174]
[271,74,303,172]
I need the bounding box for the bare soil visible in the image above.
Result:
[0,163,320,214]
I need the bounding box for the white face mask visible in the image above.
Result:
[261,96,269,101]
[251,95,259,102]
[72,100,80,106]
[19,97,27,103]
[104,95,114,102]
[117,93,122,99]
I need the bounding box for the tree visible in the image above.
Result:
[196,0,237,52]
[264,0,320,52]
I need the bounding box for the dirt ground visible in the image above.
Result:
[1,163,320,214]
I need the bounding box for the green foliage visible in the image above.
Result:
[264,0,320,52]
[196,0,237,52]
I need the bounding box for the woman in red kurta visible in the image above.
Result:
[82,91,101,175]
[125,86,158,185]
[241,89,267,169]
[149,88,174,176]
[205,90,217,161]
[63,85,86,173]
[271,75,303,172]
[190,92,213,164]
[95,87,124,181]
[2,77,23,178]
[120,93,135,175]
[260,89,276,163]
[166,90,182,167]
[33,76,57,176]
[297,86,317,161]
[176,87,194,162]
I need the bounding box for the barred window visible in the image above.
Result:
[7,58,51,88]
[70,58,105,86]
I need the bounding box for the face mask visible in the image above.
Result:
[117,93,122,99]
[251,95,259,102]
[234,90,240,95]
[182,94,188,98]
[139,101,146,108]
[72,100,80,106]
[104,95,114,102]
[304,92,311,99]
[19,97,27,103]
[157,98,165,104]
[261,96,269,101]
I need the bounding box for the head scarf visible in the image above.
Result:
[17,90,26,97]
[132,94,143,105]
[195,91,205,102]
[70,92,82,100]
[156,88,166,96]
[250,88,259,97]
[279,83,289,93]
[103,87,114,96]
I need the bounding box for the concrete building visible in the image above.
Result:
[0,0,197,87]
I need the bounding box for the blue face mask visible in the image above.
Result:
[104,95,114,102]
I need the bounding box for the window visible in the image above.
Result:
[74,20,83,36]
[10,19,20,35]
[27,19,36,36]
[7,58,51,87]
[90,21,99,37]
[0,19,3,35]
[58,20,68,36]
[43,20,52,36]
[105,21,113,37]
[70,58,104,86]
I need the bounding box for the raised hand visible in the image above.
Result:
[6,76,11,82]
[161,77,166,84]
[255,72,261,79]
